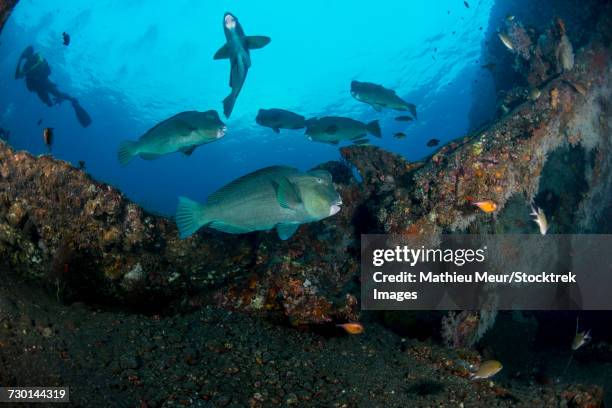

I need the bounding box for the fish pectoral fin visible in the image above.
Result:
[325,125,338,134]
[180,146,197,156]
[139,152,162,160]
[272,177,302,209]
[245,36,271,50]
[328,140,339,145]
[276,223,299,240]
[213,43,231,60]
[372,104,383,112]
[273,127,280,134]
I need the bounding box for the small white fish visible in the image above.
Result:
[572,317,591,351]
[530,204,548,235]
[498,32,514,51]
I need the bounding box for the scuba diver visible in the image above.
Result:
[15,46,92,128]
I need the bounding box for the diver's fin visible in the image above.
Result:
[273,127,280,134]
[372,104,383,112]
[272,177,302,209]
[175,197,207,239]
[72,100,92,128]
[213,43,231,60]
[223,93,237,119]
[139,152,162,160]
[366,120,382,138]
[245,36,271,50]
[117,141,137,166]
[325,125,338,134]
[181,146,197,156]
[276,223,299,240]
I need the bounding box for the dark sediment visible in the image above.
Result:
[0,269,605,407]
[0,1,611,406]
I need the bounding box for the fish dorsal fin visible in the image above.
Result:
[207,166,297,204]
[245,36,271,50]
[271,177,302,209]
[276,223,299,240]
[213,43,231,59]
[181,146,197,156]
[325,125,338,134]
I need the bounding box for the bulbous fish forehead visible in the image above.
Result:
[224,13,236,29]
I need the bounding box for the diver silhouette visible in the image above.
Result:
[15,46,92,128]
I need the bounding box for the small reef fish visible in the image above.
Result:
[37,118,42,125]
[572,318,591,351]
[481,62,496,71]
[43,127,53,150]
[426,138,440,147]
[305,116,381,145]
[506,14,515,22]
[498,32,514,51]
[464,1,470,9]
[563,80,586,96]
[395,115,413,122]
[214,12,271,118]
[473,200,498,213]
[557,34,575,72]
[255,108,306,133]
[78,160,86,170]
[337,323,364,335]
[530,203,548,235]
[62,32,70,46]
[118,110,226,166]
[350,80,417,118]
[352,138,370,145]
[393,132,407,140]
[470,360,503,380]
[529,88,541,101]
[176,166,342,240]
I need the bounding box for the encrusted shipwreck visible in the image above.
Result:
[0,3,610,333]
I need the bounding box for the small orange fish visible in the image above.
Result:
[473,200,498,213]
[337,322,364,335]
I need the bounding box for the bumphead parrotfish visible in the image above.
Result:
[117,110,226,166]
[214,12,271,118]
[176,166,342,240]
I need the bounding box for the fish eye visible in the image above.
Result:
[316,177,323,183]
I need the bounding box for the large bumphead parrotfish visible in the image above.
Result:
[305,116,381,145]
[350,80,417,118]
[214,12,271,118]
[117,110,226,166]
[256,108,306,133]
[176,166,342,240]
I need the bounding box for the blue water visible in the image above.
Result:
[0,0,494,215]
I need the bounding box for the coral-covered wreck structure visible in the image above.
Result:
[0,0,610,406]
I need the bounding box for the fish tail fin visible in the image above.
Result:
[117,141,137,166]
[175,197,208,239]
[367,120,382,138]
[223,93,237,119]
